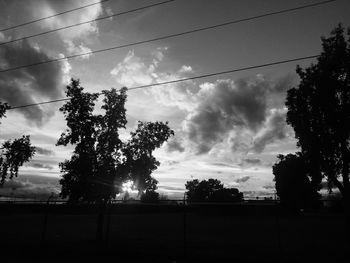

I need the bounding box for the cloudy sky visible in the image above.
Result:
[0,0,349,199]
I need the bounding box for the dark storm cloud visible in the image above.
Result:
[0,41,66,125]
[272,74,296,93]
[184,78,270,154]
[235,176,251,183]
[35,146,55,156]
[27,163,54,170]
[0,180,30,189]
[166,139,185,153]
[20,174,59,185]
[0,177,59,200]
[181,75,294,154]
[252,109,289,153]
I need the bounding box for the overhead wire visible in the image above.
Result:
[0,0,337,74]
[8,54,319,110]
[0,0,176,47]
[0,0,109,32]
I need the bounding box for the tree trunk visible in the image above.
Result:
[340,142,350,214]
[325,162,345,195]
[329,175,345,196]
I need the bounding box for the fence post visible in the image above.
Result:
[41,195,53,245]
[96,201,106,244]
[275,204,282,259]
[104,200,112,246]
[183,193,187,259]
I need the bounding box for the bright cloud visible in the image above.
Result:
[23,0,103,59]
[33,0,103,40]
[64,40,92,59]
[111,47,198,111]
[110,50,154,87]
[179,65,193,73]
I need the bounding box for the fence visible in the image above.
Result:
[0,199,348,261]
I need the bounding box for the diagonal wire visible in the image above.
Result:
[128,56,318,90]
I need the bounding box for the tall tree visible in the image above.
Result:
[57,79,174,203]
[123,121,174,195]
[273,153,319,209]
[286,24,350,202]
[0,102,35,185]
[95,88,128,201]
[57,79,100,202]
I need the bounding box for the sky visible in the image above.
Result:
[0,0,350,200]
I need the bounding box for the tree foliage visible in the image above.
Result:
[273,153,319,209]
[185,178,243,202]
[140,190,160,203]
[57,79,174,203]
[123,121,173,192]
[0,102,10,123]
[0,102,35,185]
[285,25,350,201]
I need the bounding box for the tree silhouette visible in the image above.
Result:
[123,121,173,194]
[185,178,243,202]
[286,25,350,202]
[57,79,174,203]
[0,102,35,185]
[140,190,160,203]
[0,102,10,122]
[57,79,100,202]
[273,153,319,209]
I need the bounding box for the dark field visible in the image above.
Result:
[0,203,348,262]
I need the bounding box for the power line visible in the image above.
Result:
[0,0,337,74]
[0,0,109,32]
[8,54,319,110]
[0,0,175,47]
[9,98,71,110]
[128,55,319,90]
